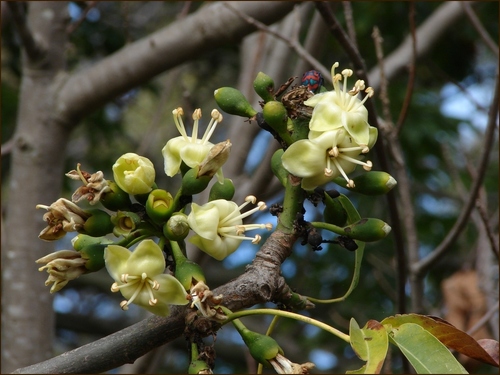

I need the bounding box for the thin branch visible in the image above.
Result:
[56,1,296,127]
[394,1,416,136]
[371,26,392,123]
[476,200,499,260]
[342,1,357,49]
[466,303,499,337]
[462,2,499,57]
[6,2,44,61]
[66,1,98,34]
[223,2,331,82]
[412,70,499,276]
[314,2,408,318]
[367,1,475,92]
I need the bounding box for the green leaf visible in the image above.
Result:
[348,318,388,374]
[381,314,499,367]
[388,323,468,374]
[338,194,361,224]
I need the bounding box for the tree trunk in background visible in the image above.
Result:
[1,2,70,372]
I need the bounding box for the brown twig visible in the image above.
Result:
[314,1,408,317]
[466,303,499,336]
[7,2,44,61]
[412,70,499,276]
[342,1,357,49]
[462,2,499,57]
[223,2,331,81]
[66,1,98,35]
[476,200,500,260]
[394,2,417,136]
[371,26,392,124]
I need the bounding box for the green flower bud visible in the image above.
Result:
[110,211,141,237]
[232,319,283,368]
[323,193,348,227]
[333,171,397,195]
[134,182,158,205]
[163,213,190,241]
[71,234,113,251]
[100,180,132,211]
[112,153,156,195]
[189,342,212,374]
[271,149,288,187]
[170,241,206,290]
[181,167,212,196]
[81,209,114,237]
[214,87,257,118]
[209,178,235,201]
[79,243,107,272]
[343,218,391,242]
[146,189,174,225]
[253,72,275,103]
[263,101,288,134]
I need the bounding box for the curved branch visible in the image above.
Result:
[55,1,295,126]
[367,1,474,91]
[411,70,499,276]
[12,228,300,374]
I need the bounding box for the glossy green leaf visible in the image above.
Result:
[388,323,468,374]
[381,314,499,367]
[347,318,388,374]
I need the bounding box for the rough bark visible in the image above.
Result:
[2,2,296,373]
[2,2,70,372]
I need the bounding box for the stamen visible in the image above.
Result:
[172,108,189,140]
[75,163,88,185]
[245,195,257,204]
[324,168,333,177]
[120,300,129,310]
[332,158,352,186]
[192,109,202,140]
[338,154,372,170]
[251,235,261,244]
[200,109,222,144]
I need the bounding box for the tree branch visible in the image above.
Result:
[367,1,475,91]
[12,227,300,374]
[411,70,499,276]
[7,2,44,61]
[55,1,296,126]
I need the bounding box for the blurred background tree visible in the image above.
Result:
[1,1,498,374]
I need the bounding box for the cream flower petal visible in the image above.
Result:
[104,245,131,281]
[162,137,186,177]
[187,203,220,240]
[126,239,165,277]
[281,140,327,178]
[121,274,188,316]
[179,142,214,169]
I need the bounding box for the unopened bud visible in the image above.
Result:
[214,87,257,118]
[181,167,212,196]
[81,209,114,237]
[342,218,391,242]
[146,189,174,225]
[263,101,288,134]
[100,180,132,211]
[253,72,275,103]
[333,171,397,196]
[163,213,190,241]
[209,178,235,201]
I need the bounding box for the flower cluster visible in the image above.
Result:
[281,62,377,190]
[34,107,270,319]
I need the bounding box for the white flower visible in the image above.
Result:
[162,108,224,178]
[281,128,377,190]
[104,239,189,316]
[304,62,374,150]
[187,196,273,260]
[112,153,155,195]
